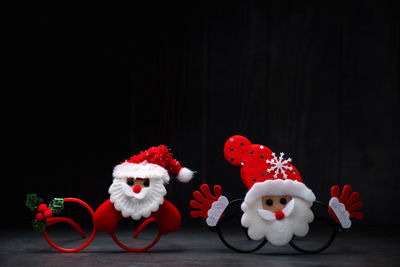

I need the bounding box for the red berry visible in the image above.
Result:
[38,204,47,213]
[36,213,44,221]
[44,209,53,218]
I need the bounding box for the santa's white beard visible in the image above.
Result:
[109,178,167,220]
[241,196,314,246]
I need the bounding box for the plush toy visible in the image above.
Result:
[26,145,194,252]
[190,135,362,253]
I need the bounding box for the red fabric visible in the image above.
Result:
[152,199,181,235]
[127,145,182,176]
[224,135,303,190]
[93,199,122,234]
[93,198,181,236]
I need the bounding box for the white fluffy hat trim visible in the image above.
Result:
[112,161,170,183]
[244,179,316,204]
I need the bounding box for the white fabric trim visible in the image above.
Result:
[329,197,351,228]
[112,161,170,183]
[244,179,315,204]
[206,196,229,227]
[257,209,276,221]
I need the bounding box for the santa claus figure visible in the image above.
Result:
[26,145,195,253]
[93,145,194,251]
[190,135,362,252]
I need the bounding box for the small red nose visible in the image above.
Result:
[133,185,141,193]
[275,210,285,220]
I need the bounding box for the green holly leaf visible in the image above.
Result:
[25,194,44,211]
[31,219,47,233]
[48,198,64,214]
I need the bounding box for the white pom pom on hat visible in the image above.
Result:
[176,167,195,183]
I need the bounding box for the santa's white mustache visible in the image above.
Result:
[122,185,150,200]
[257,198,296,221]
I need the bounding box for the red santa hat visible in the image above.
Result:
[113,145,194,183]
[224,135,315,204]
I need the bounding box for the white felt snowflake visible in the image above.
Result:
[266,152,293,179]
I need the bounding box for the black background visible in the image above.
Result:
[6,0,399,228]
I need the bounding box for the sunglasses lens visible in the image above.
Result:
[217,200,266,253]
[289,202,337,254]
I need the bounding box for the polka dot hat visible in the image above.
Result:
[223,135,315,204]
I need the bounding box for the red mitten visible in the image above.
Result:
[190,184,229,227]
[328,185,363,229]
[152,199,181,235]
[93,199,122,234]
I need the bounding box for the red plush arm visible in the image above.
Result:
[190,184,222,219]
[189,184,228,227]
[152,199,181,235]
[93,199,122,234]
[328,185,363,229]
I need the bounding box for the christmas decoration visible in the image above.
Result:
[25,194,64,233]
[26,145,194,252]
[190,135,363,253]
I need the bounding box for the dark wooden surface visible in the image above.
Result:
[6,1,399,227]
[1,225,400,266]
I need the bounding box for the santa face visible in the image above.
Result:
[261,195,292,212]
[241,195,314,246]
[109,176,167,220]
